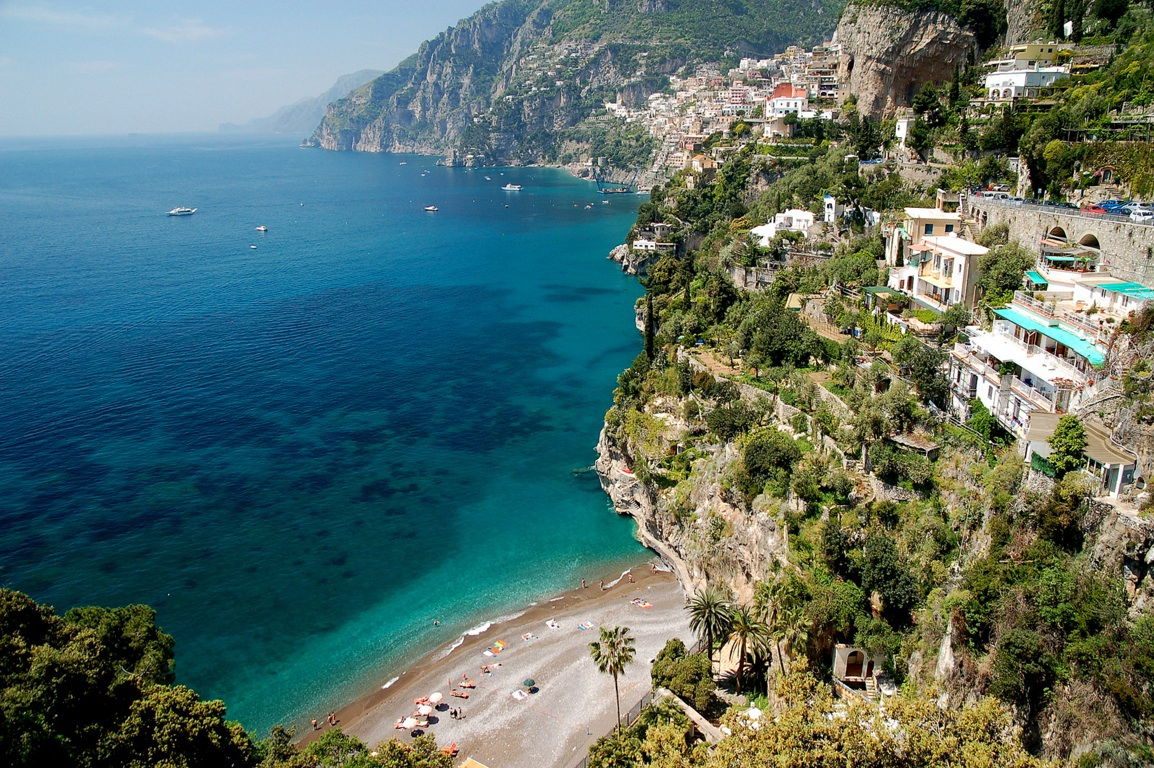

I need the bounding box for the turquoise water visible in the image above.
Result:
[0,134,646,732]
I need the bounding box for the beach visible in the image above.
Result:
[301,564,692,767]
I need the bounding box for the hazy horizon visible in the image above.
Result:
[0,0,488,137]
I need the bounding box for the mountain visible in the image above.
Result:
[220,69,384,135]
[306,0,844,168]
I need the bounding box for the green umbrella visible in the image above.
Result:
[523,679,536,688]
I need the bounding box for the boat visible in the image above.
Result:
[255,225,268,232]
[501,184,522,191]
[485,176,492,181]
[249,245,257,249]
[423,205,438,212]
[597,187,631,195]
[166,207,196,216]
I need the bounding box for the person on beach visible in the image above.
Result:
[628,573,635,583]
[599,580,604,590]
[311,718,319,730]
[651,563,657,574]
[581,578,586,589]
[327,712,336,726]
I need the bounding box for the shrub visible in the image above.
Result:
[651,638,715,712]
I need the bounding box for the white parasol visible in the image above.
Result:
[417,704,433,716]
[428,692,443,704]
[402,717,418,729]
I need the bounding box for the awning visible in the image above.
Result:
[992,308,1106,366]
[862,286,901,296]
[909,243,931,253]
[1044,254,1096,262]
[1025,270,1049,286]
[1025,412,1136,465]
[1099,281,1154,300]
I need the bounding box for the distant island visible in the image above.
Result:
[219,69,384,135]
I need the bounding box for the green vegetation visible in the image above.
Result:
[0,589,454,768]
[589,625,638,729]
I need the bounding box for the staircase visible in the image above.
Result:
[864,676,879,699]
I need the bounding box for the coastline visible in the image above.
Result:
[299,563,691,768]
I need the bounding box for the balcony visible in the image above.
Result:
[1013,291,1114,344]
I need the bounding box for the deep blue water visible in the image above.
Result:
[0,134,646,732]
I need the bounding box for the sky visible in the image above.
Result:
[0,0,489,136]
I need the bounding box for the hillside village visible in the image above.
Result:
[590,3,1154,767]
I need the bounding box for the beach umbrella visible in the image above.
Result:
[523,678,536,688]
[402,717,417,729]
[417,704,433,716]
[428,692,443,704]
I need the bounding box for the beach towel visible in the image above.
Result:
[577,620,594,631]
[511,689,529,701]
[545,619,560,630]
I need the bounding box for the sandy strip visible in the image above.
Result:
[300,564,691,768]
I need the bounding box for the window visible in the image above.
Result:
[924,223,933,235]
[945,224,954,233]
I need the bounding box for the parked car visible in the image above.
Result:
[1057,202,1078,209]
[1131,210,1154,223]
[1081,204,1108,214]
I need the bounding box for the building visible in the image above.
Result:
[947,289,1110,439]
[823,194,842,224]
[767,83,809,117]
[750,208,816,246]
[631,238,676,253]
[987,42,1074,71]
[1023,412,1138,497]
[984,66,1069,102]
[831,644,893,700]
[884,207,981,310]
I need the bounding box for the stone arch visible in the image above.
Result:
[990,89,999,100]
[1048,226,1067,241]
[846,650,865,677]
[1079,233,1101,249]
[1002,88,1012,99]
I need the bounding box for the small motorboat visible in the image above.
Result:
[255,225,268,232]
[423,205,438,212]
[166,207,196,216]
[249,245,257,249]
[501,184,522,191]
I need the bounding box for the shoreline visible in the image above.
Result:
[298,562,691,767]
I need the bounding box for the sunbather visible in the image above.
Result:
[451,689,470,699]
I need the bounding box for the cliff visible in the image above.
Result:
[835,2,976,118]
[307,0,845,167]
[220,70,384,135]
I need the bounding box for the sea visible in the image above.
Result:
[0,133,648,733]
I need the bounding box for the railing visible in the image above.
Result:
[570,637,705,768]
[969,196,1154,227]
[1013,291,1114,343]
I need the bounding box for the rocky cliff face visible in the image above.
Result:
[607,243,653,276]
[835,2,976,118]
[308,0,845,166]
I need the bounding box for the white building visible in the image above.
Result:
[948,295,1107,438]
[823,194,842,224]
[767,83,808,116]
[631,238,676,253]
[750,208,815,246]
[885,207,982,310]
[984,67,1068,102]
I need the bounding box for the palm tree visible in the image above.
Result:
[726,604,770,694]
[777,604,811,674]
[686,587,732,672]
[588,625,636,729]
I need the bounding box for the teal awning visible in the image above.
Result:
[1099,282,1154,300]
[1025,270,1048,286]
[992,307,1106,367]
[1044,254,1094,262]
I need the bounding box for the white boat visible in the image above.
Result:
[485,176,492,181]
[167,207,196,216]
[255,225,268,232]
[501,184,522,191]
[423,205,438,212]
